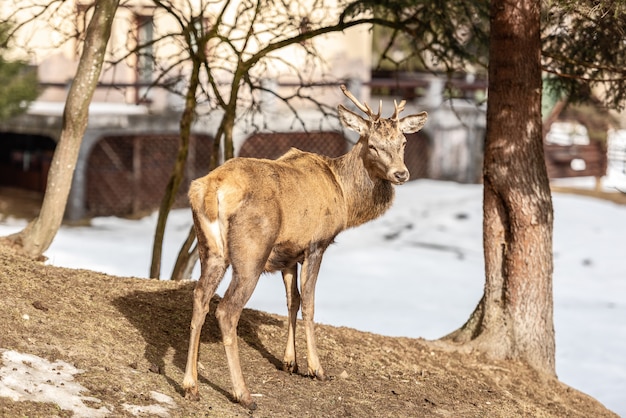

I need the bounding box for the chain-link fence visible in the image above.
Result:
[239,130,431,180]
[83,130,432,218]
[544,142,607,179]
[404,132,431,180]
[239,131,348,159]
[86,134,213,217]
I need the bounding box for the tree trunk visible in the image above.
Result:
[170,225,197,281]
[170,86,239,280]
[4,0,119,259]
[443,0,555,375]
[149,57,201,279]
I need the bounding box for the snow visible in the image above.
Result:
[122,391,176,417]
[0,349,177,417]
[1,173,626,416]
[0,349,110,417]
[27,101,149,116]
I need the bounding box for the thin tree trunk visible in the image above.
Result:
[149,57,201,279]
[170,225,197,281]
[442,0,555,375]
[169,85,239,280]
[222,107,236,161]
[4,0,119,259]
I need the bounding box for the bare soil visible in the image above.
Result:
[0,245,618,418]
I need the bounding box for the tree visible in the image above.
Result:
[3,0,120,259]
[442,0,555,374]
[541,0,626,111]
[339,0,626,378]
[0,22,38,120]
[149,2,206,279]
[439,0,626,376]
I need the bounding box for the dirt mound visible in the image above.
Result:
[0,246,617,417]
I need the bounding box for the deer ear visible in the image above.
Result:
[338,104,368,135]
[399,111,428,134]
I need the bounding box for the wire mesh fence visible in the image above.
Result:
[84,131,432,218]
[239,131,348,159]
[86,134,213,217]
[239,131,431,180]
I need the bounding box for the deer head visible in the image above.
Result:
[337,84,428,185]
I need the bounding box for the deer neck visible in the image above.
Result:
[331,141,395,228]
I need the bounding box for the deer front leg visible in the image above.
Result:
[300,245,327,381]
[281,266,300,374]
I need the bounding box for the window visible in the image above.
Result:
[136,14,154,103]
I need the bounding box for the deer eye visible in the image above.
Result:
[368,144,377,152]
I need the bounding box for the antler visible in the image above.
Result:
[391,99,407,120]
[340,84,381,120]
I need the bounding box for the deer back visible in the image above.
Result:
[188,149,348,269]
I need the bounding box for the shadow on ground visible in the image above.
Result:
[112,284,284,398]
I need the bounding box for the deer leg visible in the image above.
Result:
[215,265,263,410]
[300,245,327,381]
[182,251,227,400]
[281,266,300,374]
[183,210,229,400]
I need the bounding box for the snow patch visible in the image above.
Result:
[0,349,109,417]
[0,350,178,417]
[122,391,177,418]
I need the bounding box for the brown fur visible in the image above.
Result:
[182,86,427,410]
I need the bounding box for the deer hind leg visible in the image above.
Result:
[281,266,300,374]
[300,245,328,381]
[215,260,264,410]
[183,213,228,400]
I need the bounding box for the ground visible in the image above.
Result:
[0,245,618,418]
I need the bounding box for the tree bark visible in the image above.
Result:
[443,0,556,375]
[4,0,120,259]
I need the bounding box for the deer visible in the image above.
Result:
[182,84,428,410]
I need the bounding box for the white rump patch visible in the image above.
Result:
[208,219,224,253]
[204,188,225,254]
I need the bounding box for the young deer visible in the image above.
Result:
[182,85,427,409]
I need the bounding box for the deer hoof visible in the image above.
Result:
[283,361,298,374]
[308,369,327,381]
[237,393,257,411]
[184,387,200,401]
[242,399,258,411]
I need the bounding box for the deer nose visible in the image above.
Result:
[393,170,409,183]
